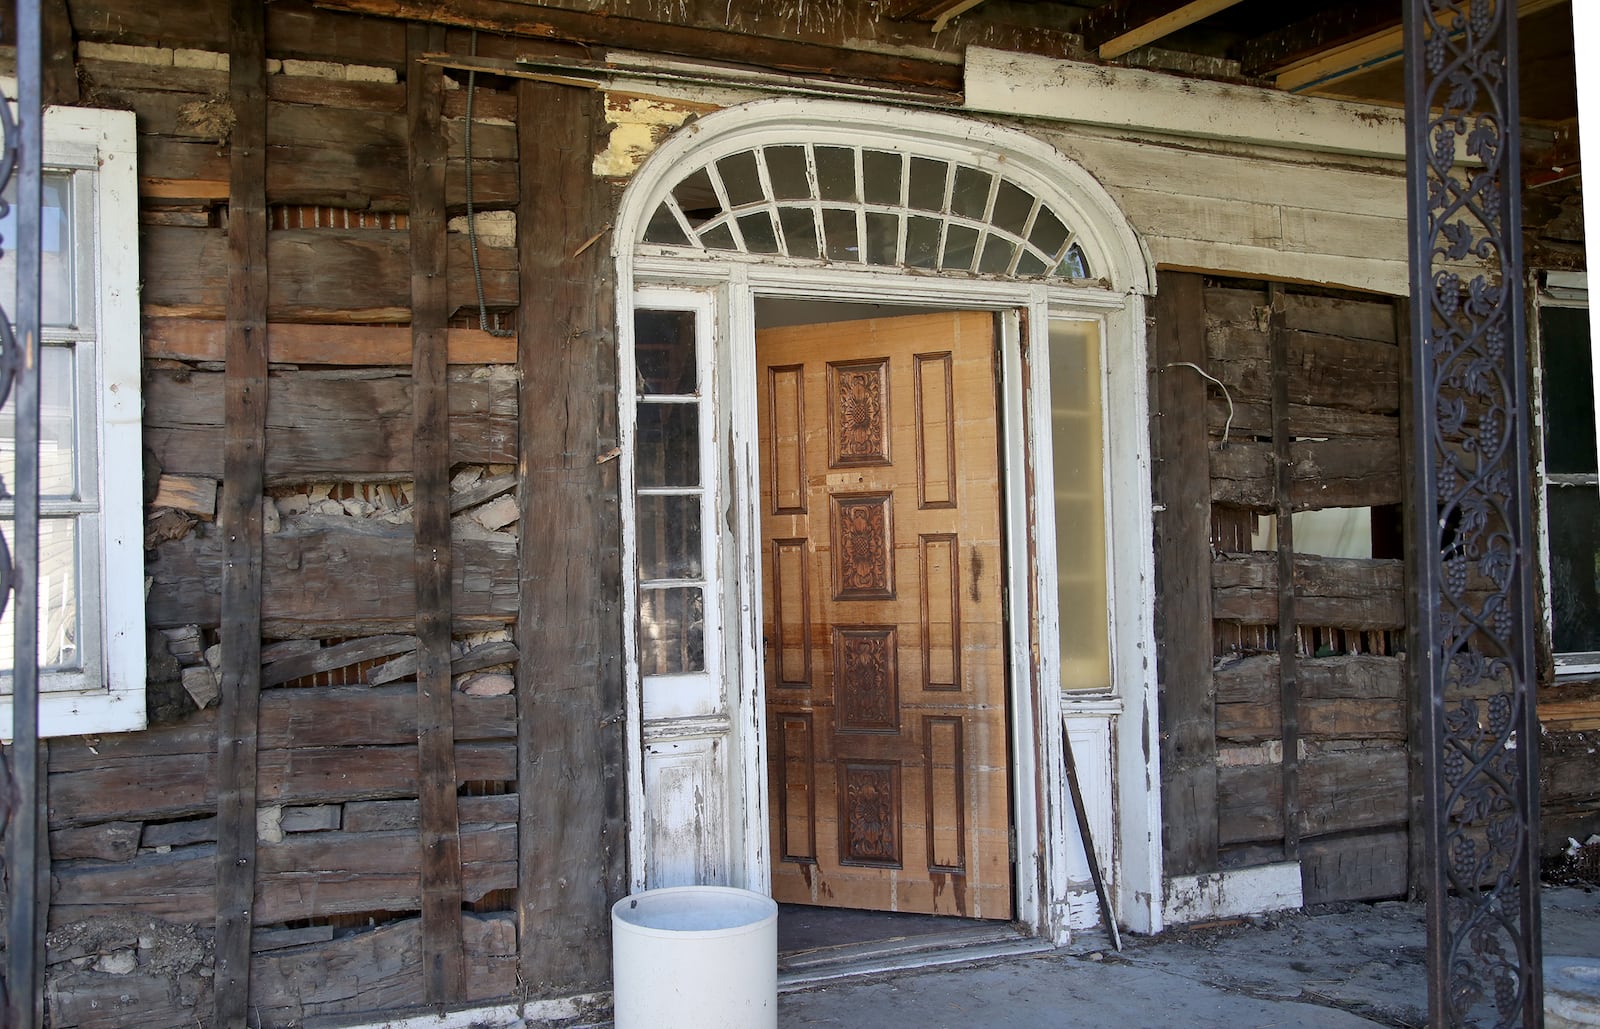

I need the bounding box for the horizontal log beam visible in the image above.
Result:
[1079,0,1246,60]
[145,319,516,365]
[1212,552,1405,630]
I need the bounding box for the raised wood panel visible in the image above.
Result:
[924,716,964,872]
[834,627,900,734]
[142,226,517,321]
[828,358,892,467]
[767,364,807,514]
[772,538,813,688]
[839,761,901,867]
[145,520,517,631]
[1210,438,1401,510]
[643,737,727,888]
[919,534,961,691]
[145,370,516,480]
[1212,554,1405,630]
[914,352,957,509]
[830,492,896,600]
[780,714,817,863]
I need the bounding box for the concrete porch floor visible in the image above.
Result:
[773,886,1600,1028]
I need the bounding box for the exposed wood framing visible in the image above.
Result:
[313,0,964,92]
[144,320,517,366]
[516,78,627,994]
[408,21,465,1003]
[1274,0,1564,93]
[1079,0,1246,60]
[212,0,268,1023]
[1268,283,1301,862]
[1154,271,1218,875]
[1398,296,1428,899]
[41,0,80,105]
[1238,0,1395,78]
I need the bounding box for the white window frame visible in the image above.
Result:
[1534,270,1600,676]
[0,105,144,738]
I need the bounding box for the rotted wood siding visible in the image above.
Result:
[1153,275,1415,905]
[39,1,559,1024]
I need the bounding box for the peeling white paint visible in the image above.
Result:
[1163,862,1303,925]
[593,95,708,179]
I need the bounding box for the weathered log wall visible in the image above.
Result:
[40,1,532,1024]
[1154,276,1415,905]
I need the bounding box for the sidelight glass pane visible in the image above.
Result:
[1549,484,1600,654]
[635,403,700,488]
[0,172,75,328]
[1050,320,1110,690]
[1542,305,1597,475]
[639,586,705,675]
[634,309,698,396]
[1,345,79,500]
[637,494,703,581]
[0,517,80,677]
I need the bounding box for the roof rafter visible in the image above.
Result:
[1079,0,1248,61]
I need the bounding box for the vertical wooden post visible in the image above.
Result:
[1268,282,1300,862]
[1153,270,1218,875]
[213,0,268,1024]
[408,22,466,1003]
[40,0,78,107]
[515,79,628,993]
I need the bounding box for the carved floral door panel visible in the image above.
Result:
[757,310,1012,919]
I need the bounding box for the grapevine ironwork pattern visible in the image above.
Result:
[1404,1,1543,1025]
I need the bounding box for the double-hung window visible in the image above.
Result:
[0,106,143,737]
[1536,271,1600,674]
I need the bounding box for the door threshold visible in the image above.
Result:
[777,923,1053,990]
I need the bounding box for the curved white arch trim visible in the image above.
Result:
[614,98,1155,297]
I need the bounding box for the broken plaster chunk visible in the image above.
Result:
[470,495,520,531]
[274,492,310,517]
[257,805,284,845]
[340,497,374,518]
[173,48,228,71]
[447,211,516,248]
[451,466,485,492]
[94,949,138,975]
[181,666,219,710]
[79,41,174,66]
[459,672,514,697]
[344,63,398,84]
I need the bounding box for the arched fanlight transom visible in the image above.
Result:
[641,142,1092,279]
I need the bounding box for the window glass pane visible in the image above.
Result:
[950,166,992,219]
[717,150,764,208]
[639,586,705,675]
[977,235,1016,274]
[862,150,902,205]
[1549,484,1600,653]
[634,309,697,396]
[1060,243,1091,278]
[907,157,947,212]
[905,216,941,269]
[737,212,781,254]
[0,516,80,676]
[673,167,722,226]
[942,224,979,272]
[778,207,820,260]
[637,494,703,581]
[764,146,811,201]
[814,147,857,202]
[821,207,859,262]
[636,402,700,488]
[698,222,738,252]
[644,203,691,246]
[864,212,899,266]
[991,180,1035,237]
[0,344,78,500]
[1050,320,1109,690]
[1015,251,1048,277]
[0,172,74,328]
[1028,207,1070,258]
[1542,305,1596,474]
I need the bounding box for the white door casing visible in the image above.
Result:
[613,98,1164,938]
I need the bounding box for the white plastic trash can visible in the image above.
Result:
[611,885,778,1029]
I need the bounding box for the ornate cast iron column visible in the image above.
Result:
[1,1,45,1026]
[1404,1,1544,1026]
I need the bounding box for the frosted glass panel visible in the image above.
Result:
[1050,320,1110,691]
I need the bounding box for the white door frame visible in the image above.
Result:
[614,99,1163,939]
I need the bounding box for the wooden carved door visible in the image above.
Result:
[757,309,1011,919]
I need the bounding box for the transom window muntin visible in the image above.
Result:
[643,144,1092,280]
